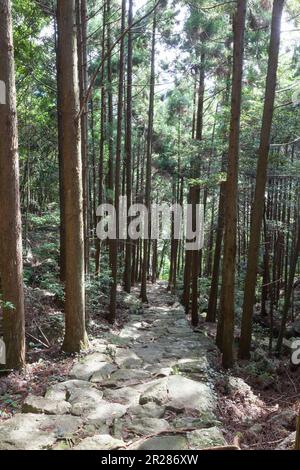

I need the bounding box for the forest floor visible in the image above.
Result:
[0,280,299,450]
[0,211,299,449]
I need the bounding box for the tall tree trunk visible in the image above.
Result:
[140,11,156,303]
[217,0,246,368]
[95,2,107,276]
[276,215,300,353]
[190,51,205,323]
[190,185,201,327]
[195,52,205,142]
[106,0,114,199]
[109,0,126,322]
[57,0,88,352]
[206,181,226,322]
[77,0,90,275]
[124,0,133,293]
[192,76,197,139]
[0,0,26,370]
[55,20,66,283]
[183,52,205,314]
[168,178,176,291]
[239,0,284,359]
[90,98,97,244]
[261,208,271,317]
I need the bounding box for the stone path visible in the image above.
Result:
[0,282,227,450]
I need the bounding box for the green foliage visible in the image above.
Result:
[0,295,16,311]
[189,172,226,189]
[27,211,60,229]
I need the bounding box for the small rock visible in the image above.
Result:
[276,431,296,450]
[186,427,226,449]
[68,388,104,416]
[115,417,170,439]
[22,395,71,415]
[175,357,209,375]
[103,386,142,407]
[90,363,118,383]
[128,402,165,419]
[223,376,259,403]
[70,353,112,381]
[73,434,125,450]
[0,414,82,450]
[131,435,189,450]
[84,400,128,425]
[139,375,215,417]
[45,379,94,401]
[268,410,297,430]
[173,415,220,429]
[114,349,143,368]
[102,368,151,386]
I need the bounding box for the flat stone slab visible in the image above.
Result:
[167,326,193,336]
[114,349,143,368]
[90,363,118,383]
[68,388,104,416]
[84,400,127,425]
[103,386,142,407]
[114,416,170,439]
[132,435,189,450]
[127,416,170,436]
[101,332,133,346]
[144,364,173,377]
[70,353,112,380]
[102,368,151,387]
[172,415,220,429]
[132,345,165,364]
[22,395,71,415]
[175,357,209,375]
[45,379,95,401]
[186,427,226,449]
[139,375,215,416]
[73,434,125,450]
[127,402,166,419]
[0,413,82,450]
[119,324,143,340]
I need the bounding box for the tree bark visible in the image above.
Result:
[55,19,66,283]
[124,0,133,293]
[76,0,90,275]
[0,0,26,370]
[57,0,88,352]
[206,181,226,322]
[140,11,157,303]
[239,0,284,359]
[109,0,126,322]
[276,215,300,353]
[95,2,107,276]
[217,0,246,368]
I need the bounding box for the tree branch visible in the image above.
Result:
[77,0,163,120]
